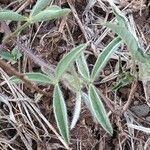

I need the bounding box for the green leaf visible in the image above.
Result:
[70,92,82,129]
[53,84,69,143]
[0,52,12,60]
[11,48,18,56]
[106,0,128,28]
[91,37,122,81]
[82,92,97,119]
[105,23,138,56]
[0,52,16,64]
[0,48,22,64]
[88,84,113,135]
[30,0,52,16]
[11,48,22,60]
[56,43,88,80]
[113,72,135,91]
[105,10,148,63]
[0,10,27,21]
[9,72,52,85]
[31,7,70,23]
[76,53,90,80]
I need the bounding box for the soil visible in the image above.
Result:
[0,0,150,150]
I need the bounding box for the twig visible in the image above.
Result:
[123,80,138,112]
[0,59,50,97]
[67,0,89,42]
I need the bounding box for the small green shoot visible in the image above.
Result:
[113,72,135,91]
[0,0,70,42]
[113,57,135,91]
[0,48,22,64]
[10,42,116,141]
[4,0,150,147]
[106,1,150,104]
[8,0,144,145]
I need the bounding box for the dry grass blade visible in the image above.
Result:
[0,59,50,97]
[0,68,69,149]
[1,0,150,149]
[67,0,89,42]
[128,124,150,134]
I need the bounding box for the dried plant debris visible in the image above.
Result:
[0,0,150,149]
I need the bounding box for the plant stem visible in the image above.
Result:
[0,59,50,97]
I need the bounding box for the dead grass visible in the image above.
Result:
[0,0,150,149]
